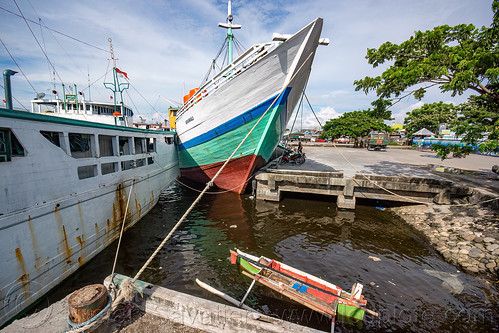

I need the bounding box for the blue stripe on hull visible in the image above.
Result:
[178,88,291,151]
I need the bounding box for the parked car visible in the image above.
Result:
[334,137,349,144]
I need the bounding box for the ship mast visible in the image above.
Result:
[218,0,241,64]
[103,38,129,125]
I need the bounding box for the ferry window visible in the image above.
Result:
[10,131,24,157]
[134,137,145,154]
[119,137,131,155]
[77,165,96,179]
[99,135,115,157]
[136,158,146,167]
[147,138,156,152]
[101,162,117,175]
[165,137,173,145]
[41,131,61,148]
[121,160,135,170]
[0,130,11,162]
[147,157,154,165]
[69,133,93,158]
[86,105,90,111]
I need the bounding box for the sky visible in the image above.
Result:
[0,0,495,128]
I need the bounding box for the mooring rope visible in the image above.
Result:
[174,173,256,194]
[301,91,498,207]
[111,182,134,277]
[66,51,315,332]
[132,52,315,283]
[330,143,499,206]
[64,182,134,332]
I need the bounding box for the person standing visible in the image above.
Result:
[298,141,303,154]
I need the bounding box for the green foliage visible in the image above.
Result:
[354,22,499,100]
[354,0,499,159]
[432,143,475,159]
[321,109,391,143]
[403,102,458,136]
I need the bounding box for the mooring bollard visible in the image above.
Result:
[68,284,108,325]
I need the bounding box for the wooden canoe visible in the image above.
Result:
[230,249,377,320]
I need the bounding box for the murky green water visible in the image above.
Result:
[45,184,498,332]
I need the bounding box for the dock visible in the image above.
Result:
[2,274,323,333]
[255,145,499,209]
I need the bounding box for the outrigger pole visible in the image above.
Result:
[104,38,129,125]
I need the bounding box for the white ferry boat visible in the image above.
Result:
[0,69,179,326]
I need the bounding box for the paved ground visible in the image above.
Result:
[275,144,499,193]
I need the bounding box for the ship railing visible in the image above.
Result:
[178,41,279,117]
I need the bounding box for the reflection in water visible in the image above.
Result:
[43,184,498,332]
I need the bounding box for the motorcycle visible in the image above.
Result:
[279,149,306,165]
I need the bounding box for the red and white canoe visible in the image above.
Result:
[230,249,377,320]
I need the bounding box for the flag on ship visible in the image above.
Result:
[115,67,128,79]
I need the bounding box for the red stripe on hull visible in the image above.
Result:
[180,154,266,194]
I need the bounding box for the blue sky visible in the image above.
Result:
[0,0,494,128]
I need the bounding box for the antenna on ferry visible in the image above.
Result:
[87,64,91,101]
[218,0,241,64]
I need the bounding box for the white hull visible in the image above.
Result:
[175,19,323,192]
[176,18,323,146]
[0,109,179,326]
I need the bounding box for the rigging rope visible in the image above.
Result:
[0,5,109,53]
[128,82,159,115]
[276,89,305,166]
[13,0,64,84]
[304,93,323,128]
[0,83,30,111]
[0,36,37,94]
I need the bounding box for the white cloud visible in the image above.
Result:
[392,101,424,125]
[0,0,493,117]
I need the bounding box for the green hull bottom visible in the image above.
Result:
[337,303,365,320]
[179,105,282,169]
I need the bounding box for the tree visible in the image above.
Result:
[321,110,390,145]
[403,102,458,136]
[354,0,499,158]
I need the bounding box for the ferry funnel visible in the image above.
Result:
[3,69,17,110]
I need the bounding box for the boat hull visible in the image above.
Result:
[180,154,266,192]
[0,109,179,327]
[231,249,367,321]
[176,19,323,193]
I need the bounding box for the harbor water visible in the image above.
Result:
[38,184,498,332]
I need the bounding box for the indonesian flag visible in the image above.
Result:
[115,67,128,79]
